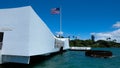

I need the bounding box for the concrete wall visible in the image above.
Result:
[29,7,59,56]
[0,6,30,56]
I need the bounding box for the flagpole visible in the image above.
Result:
[59,6,63,38]
[60,6,62,33]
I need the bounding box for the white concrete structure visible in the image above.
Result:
[70,47,91,51]
[0,6,69,64]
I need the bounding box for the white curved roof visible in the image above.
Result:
[0,6,55,56]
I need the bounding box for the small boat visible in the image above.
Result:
[85,50,112,58]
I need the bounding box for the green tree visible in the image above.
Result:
[91,35,95,42]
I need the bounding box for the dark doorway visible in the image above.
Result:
[0,32,4,50]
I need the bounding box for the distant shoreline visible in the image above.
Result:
[70,39,120,48]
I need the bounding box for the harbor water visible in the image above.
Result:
[0,48,120,68]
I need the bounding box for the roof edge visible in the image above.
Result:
[0,6,32,10]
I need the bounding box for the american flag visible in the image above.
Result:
[51,8,60,14]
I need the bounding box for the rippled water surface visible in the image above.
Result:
[0,48,120,68]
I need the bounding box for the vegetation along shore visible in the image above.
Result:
[60,35,120,47]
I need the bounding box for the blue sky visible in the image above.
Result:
[0,0,120,42]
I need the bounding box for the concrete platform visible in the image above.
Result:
[70,47,91,51]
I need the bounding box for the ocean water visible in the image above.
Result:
[0,48,120,68]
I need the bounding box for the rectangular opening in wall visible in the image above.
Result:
[0,32,4,50]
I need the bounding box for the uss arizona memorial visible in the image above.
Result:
[0,6,69,64]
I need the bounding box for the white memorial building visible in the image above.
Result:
[0,6,69,64]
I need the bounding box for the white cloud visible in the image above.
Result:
[91,29,120,43]
[91,21,120,43]
[113,21,120,28]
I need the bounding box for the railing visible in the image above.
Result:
[54,39,64,48]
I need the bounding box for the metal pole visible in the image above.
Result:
[59,6,63,38]
[60,7,62,33]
